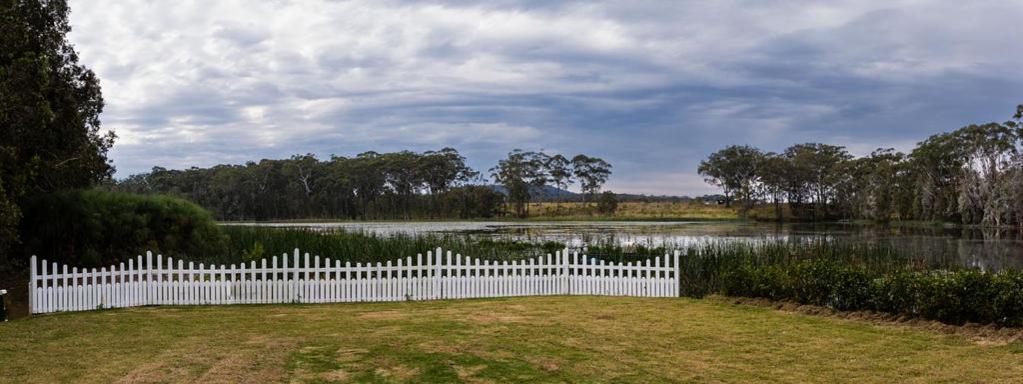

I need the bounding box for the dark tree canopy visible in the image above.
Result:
[490,149,535,218]
[697,145,762,213]
[570,154,612,203]
[1,0,115,260]
[113,149,502,221]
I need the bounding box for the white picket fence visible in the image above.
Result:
[28,248,681,314]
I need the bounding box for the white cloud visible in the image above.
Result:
[68,0,1023,194]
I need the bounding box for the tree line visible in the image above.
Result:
[110,149,502,220]
[490,150,612,217]
[109,149,614,220]
[699,105,1023,225]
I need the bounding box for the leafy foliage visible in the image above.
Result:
[18,190,227,267]
[490,150,612,217]
[722,260,1023,326]
[0,0,115,261]
[596,190,618,215]
[700,105,1023,224]
[110,148,503,220]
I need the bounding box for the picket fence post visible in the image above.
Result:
[28,255,37,314]
[673,250,681,297]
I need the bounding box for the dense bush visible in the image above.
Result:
[17,190,228,267]
[720,259,1023,326]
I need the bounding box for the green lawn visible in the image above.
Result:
[1,296,1021,383]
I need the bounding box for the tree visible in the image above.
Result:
[525,151,551,209]
[863,149,904,222]
[697,145,763,216]
[490,150,534,218]
[596,191,618,215]
[695,105,1022,225]
[783,143,851,220]
[1,0,115,263]
[571,154,612,205]
[953,123,1018,225]
[419,148,477,193]
[756,153,790,221]
[909,132,969,221]
[546,154,573,210]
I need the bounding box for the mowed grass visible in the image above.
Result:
[2,297,1022,383]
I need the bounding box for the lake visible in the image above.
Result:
[226,221,1023,271]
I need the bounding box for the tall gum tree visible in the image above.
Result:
[1,0,115,263]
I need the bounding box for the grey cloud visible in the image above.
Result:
[70,0,1023,195]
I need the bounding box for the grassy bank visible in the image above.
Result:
[2,296,1022,383]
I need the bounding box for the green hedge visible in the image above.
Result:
[721,259,1023,326]
[18,190,228,267]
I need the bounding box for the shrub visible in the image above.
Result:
[716,258,1023,326]
[18,190,228,267]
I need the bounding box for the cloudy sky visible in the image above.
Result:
[69,0,1023,195]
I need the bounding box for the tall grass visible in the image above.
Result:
[583,240,963,297]
[220,226,564,264]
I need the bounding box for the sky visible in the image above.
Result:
[68,0,1023,195]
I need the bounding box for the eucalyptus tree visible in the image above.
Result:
[952,123,1019,225]
[864,149,904,222]
[116,148,499,220]
[783,143,851,220]
[909,132,969,221]
[756,153,790,221]
[571,154,613,205]
[697,145,763,216]
[490,149,534,217]
[697,105,1023,225]
[546,154,574,209]
[420,148,477,193]
[526,151,551,209]
[283,154,319,216]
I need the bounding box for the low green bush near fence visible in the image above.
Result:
[17,190,228,268]
[720,259,1023,326]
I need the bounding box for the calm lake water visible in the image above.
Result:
[230,221,1023,271]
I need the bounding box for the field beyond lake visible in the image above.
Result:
[2,296,1022,383]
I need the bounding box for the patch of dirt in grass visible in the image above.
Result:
[292,368,352,383]
[527,357,562,372]
[714,295,1023,345]
[321,369,349,382]
[114,337,214,384]
[374,363,420,381]
[454,364,488,383]
[115,335,296,383]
